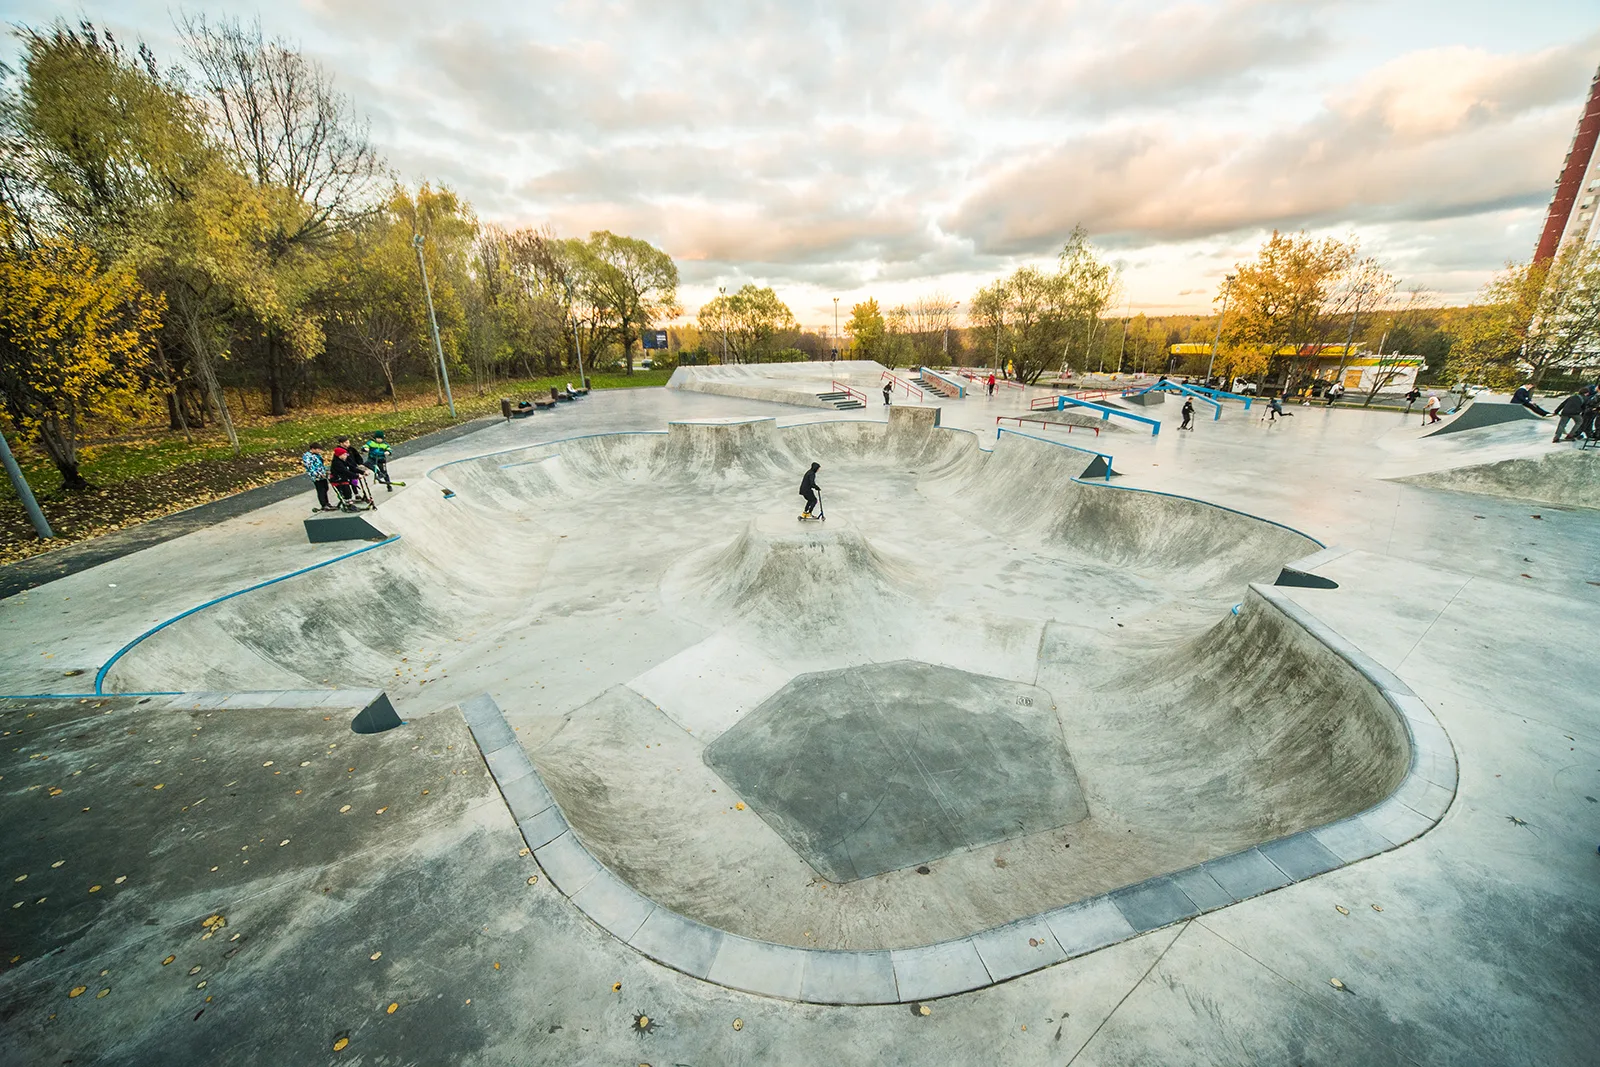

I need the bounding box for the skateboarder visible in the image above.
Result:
[1511,384,1550,416]
[798,462,821,519]
[987,373,996,397]
[1180,398,1195,431]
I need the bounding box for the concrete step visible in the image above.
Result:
[834,400,865,409]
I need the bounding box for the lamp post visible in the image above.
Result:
[562,279,587,386]
[1206,273,1235,387]
[833,297,839,360]
[718,285,729,364]
[943,301,958,365]
[0,429,51,539]
[413,233,456,418]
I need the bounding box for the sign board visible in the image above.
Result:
[641,329,669,350]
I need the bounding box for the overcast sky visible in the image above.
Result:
[7,1,1599,325]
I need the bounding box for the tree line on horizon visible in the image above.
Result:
[0,18,680,491]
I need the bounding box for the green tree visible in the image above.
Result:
[845,298,886,362]
[583,231,678,374]
[1447,241,1600,389]
[697,284,796,363]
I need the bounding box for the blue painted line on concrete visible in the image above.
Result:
[92,535,402,695]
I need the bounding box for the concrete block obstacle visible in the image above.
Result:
[1424,400,1542,436]
[303,512,386,543]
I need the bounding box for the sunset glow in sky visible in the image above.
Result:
[7,0,1598,325]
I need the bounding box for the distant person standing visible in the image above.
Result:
[882,381,892,406]
[1424,393,1442,425]
[302,442,332,511]
[1511,384,1550,416]
[1180,398,1195,431]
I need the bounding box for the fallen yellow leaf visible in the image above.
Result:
[95,988,109,999]
[161,955,175,966]
[732,1018,743,1031]
[386,1002,398,1015]
[69,986,86,998]
[612,982,622,992]
[370,952,382,961]
[333,1037,348,1051]
[1335,905,1349,915]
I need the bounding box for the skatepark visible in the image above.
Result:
[1,367,1597,1065]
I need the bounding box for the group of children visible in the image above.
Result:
[300,432,401,512]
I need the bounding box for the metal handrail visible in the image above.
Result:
[880,371,923,400]
[995,415,1101,437]
[830,380,869,404]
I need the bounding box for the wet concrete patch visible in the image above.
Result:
[704,661,1085,881]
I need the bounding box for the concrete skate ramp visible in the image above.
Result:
[1052,585,1410,842]
[945,431,1318,589]
[92,416,1409,953]
[1424,400,1541,436]
[1394,447,1600,510]
[1120,389,1165,406]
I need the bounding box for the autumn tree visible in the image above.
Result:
[1447,241,1600,389]
[1221,231,1357,393]
[179,14,382,414]
[0,210,163,489]
[970,228,1118,383]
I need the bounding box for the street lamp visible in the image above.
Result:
[833,297,839,360]
[718,285,729,364]
[413,233,456,419]
[943,301,959,364]
[1206,273,1236,387]
[561,278,587,387]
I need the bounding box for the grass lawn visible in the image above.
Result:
[0,370,671,564]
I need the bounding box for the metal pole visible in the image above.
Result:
[0,428,52,538]
[563,280,587,385]
[1116,302,1130,373]
[413,233,457,418]
[718,285,729,364]
[833,297,839,360]
[1206,274,1234,385]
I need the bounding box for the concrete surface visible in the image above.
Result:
[0,372,1596,1065]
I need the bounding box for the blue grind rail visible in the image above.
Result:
[1047,394,1161,436]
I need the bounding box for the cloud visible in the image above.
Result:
[12,0,1599,311]
[946,35,1600,255]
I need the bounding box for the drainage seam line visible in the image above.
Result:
[1064,920,1190,1066]
[92,535,402,695]
[1394,575,1473,673]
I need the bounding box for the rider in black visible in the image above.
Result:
[799,462,821,517]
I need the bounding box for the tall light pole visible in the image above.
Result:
[562,279,587,385]
[0,429,51,539]
[1116,301,1130,374]
[413,233,456,419]
[717,284,729,364]
[833,297,839,360]
[1206,274,1235,386]
[943,301,958,365]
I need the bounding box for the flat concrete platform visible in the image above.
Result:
[1,378,1597,1064]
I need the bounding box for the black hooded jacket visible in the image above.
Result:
[799,464,820,494]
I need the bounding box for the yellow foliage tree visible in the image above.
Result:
[0,212,163,489]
